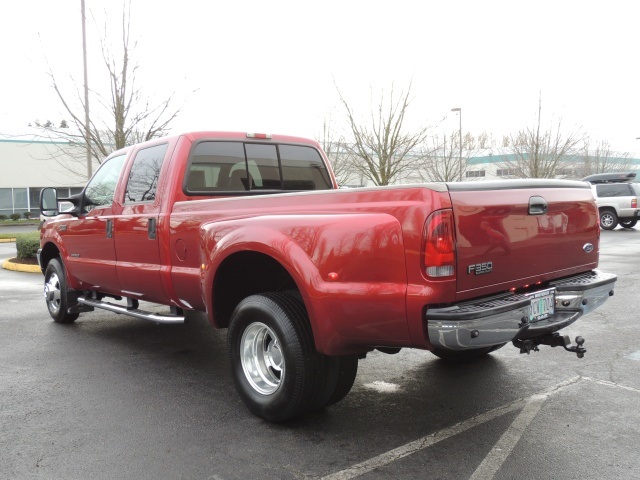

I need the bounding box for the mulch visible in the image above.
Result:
[8,258,38,265]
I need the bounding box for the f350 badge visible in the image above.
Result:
[467,261,493,275]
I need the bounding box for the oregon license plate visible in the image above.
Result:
[526,288,555,322]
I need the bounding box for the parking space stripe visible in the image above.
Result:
[319,399,525,480]
[319,377,581,480]
[468,394,547,480]
[583,376,640,394]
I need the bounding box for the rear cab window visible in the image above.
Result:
[183,140,332,195]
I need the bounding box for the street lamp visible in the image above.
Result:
[81,0,91,179]
[451,108,462,181]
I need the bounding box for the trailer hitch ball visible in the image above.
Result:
[564,335,586,359]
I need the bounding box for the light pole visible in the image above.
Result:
[451,107,462,180]
[81,0,91,179]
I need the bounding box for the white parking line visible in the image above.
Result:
[320,377,582,480]
[583,376,640,394]
[468,394,547,480]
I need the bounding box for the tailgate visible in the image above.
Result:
[448,180,600,298]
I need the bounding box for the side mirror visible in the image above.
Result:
[40,188,59,217]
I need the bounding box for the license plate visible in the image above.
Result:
[526,288,555,322]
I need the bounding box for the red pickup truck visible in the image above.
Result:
[38,131,616,421]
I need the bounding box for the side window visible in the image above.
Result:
[84,154,127,208]
[125,144,169,203]
[596,184,632,197]
[185,142,246,192]
[279,145,332,190]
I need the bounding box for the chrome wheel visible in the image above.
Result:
[599,211,617,230]
[44,271,62,315]
[240,322,284,395]
[228,293,328,421]
[43,258,79,323]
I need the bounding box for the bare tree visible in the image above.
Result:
[420,130,487,182]
[318,119,359,187]
[337,83,430,186]
[36,2,182,179]
[499,95,583,179]
[577,139,631,178]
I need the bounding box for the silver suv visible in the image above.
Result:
[583,172,640,230]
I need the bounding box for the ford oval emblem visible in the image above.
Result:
[583,243,594,253]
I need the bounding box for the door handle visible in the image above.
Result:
[148,218,157,240]
[106,219,113,239]
[528,196,548,215]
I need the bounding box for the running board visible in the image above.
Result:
[77,297,185,324]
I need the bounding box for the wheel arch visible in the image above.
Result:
[39,241,61,274]
[212,250,303,329]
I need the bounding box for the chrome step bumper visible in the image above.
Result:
[426,270,616,351]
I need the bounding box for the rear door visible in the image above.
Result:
[114,143,170,304]
[595,183,636,217]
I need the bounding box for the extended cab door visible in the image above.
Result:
[61,154,127,293]
[114,143,170,304]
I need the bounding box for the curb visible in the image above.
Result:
[0,238,17,243]
[1,258,41,273]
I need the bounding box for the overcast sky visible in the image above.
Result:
[2,0,639,155]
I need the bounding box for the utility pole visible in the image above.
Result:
[81,0,92,179]
[451,107,462,181]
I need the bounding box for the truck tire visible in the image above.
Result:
[227,293,325,422]
[43,258,79,324]
[599,209,618,230]
[619,220,637,229]
[431,343,506,363]
[311,354,358,410]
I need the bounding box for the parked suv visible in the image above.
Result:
[582,172,640,230]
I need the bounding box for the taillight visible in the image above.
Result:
[423,209,456,278]
[632,198,637,209]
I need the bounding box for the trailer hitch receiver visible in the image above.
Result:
[513,333,586,358]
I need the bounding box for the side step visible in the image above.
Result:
[77,296,185,324]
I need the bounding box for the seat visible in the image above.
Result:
[228,169,252,191]
[187,170,206,191]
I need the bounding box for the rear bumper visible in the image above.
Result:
[426,270,616,350]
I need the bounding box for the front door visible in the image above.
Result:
[61,154,127,294]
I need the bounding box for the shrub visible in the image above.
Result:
[0,214,7,221]
[16,232,40,260]
[24,211,32,219]
[10,213,21,221]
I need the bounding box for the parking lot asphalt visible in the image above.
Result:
[1,229,639,479]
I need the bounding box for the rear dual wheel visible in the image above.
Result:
[228,293,357,422]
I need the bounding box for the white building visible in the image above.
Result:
[0,137,92,216]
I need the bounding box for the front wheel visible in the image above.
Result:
[43,258,79,324]
[228,293,324,422]
[599,210,618,230]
